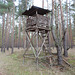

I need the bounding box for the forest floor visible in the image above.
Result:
[0,47,75,75]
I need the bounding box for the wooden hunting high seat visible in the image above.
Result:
[22,6,51,32]
[22,6,52,68]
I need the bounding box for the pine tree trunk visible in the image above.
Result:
[42,0,44,8]
[15,26,18,47]
[1,14,5,52]
[69,0,73,48]
[69,19,73,48]
[51,0,62,65]
[57,45,62,65]
[64,32,68,56]
[58,6,62,39]
[7,13,11,50]
[11,3,15,53]
[18,17,21,49]
[66,0,70,49]
[58,0,68,57]
[4,13,9,51]
[22,17,26,49]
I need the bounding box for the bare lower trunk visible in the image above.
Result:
[4,13,9,51]
[69,19,73,48]
[11,3,15,53]
[63,32,68,57]
[57,46,62,65]
[51,24,63,65]
[51,25,63,65]
[51,0,63,65]
[58,0,68,57]
[22,17,26,48]
[66,0,70,48]
[7,13,11,50]
[18,17,21,49]
[58,7,62,39]
[1,14,5,52]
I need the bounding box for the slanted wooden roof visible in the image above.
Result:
[22,6,51,16]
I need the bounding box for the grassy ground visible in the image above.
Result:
[0,48,75,75]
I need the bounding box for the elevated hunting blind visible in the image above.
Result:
[22,6,52,68]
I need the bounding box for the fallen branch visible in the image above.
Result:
[63,58,72,67]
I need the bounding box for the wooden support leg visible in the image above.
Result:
[23,31,37,64]
[36,29,39,69]
[23,38,29,64]
[26,31,37,57]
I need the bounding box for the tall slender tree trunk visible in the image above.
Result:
[42,0,44,8]
[58,0,68,57]
[69,0,73,48]
[15,26,18,47]
[25,0,28,49]
[26,0,27,8]
[6,13,9,50]
[55,1,58,38]
[1,14,5,52]
[7,13,11,50]
[58,6,62,39]
[66,0,70,49]
[47,0,49,9]
[51,0,62,65]
[11,3,15,53]
[18,17,21,49]
[69,19,73,48]
[4,13,9,51]
[22,17,26,49]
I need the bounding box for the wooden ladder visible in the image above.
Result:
[42,31,51,55]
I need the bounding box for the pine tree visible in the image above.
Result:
[50,0,62,65]
[0,0,8,52]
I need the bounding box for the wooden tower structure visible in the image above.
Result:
[22,6,52,67]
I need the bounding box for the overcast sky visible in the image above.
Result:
[14,0,73,10]
[0,0,73,23]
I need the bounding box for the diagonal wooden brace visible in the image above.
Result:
[37,34,48,57]
[25,31,37,58]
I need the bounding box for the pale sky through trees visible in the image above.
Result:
[0,0,73,23]
[15,0,68,10]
